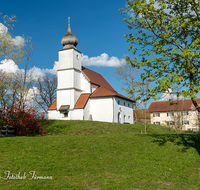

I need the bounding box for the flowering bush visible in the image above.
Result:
[0,105,47,136]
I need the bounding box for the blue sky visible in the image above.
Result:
[1,0,135,96]
[3,0,185,108]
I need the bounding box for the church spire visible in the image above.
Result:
[61,17,78,50]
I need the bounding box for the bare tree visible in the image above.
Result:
[114,61,140,123]
[32,74,57,112]
[0,71,11,109]
[114,61,151,127]
[17,43,34,108]
[0,43,34,110]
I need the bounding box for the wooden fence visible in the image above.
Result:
[0,125,15,137]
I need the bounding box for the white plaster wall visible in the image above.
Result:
[83,99,90,120]
[48,110,61,119]
[81,73,91,93]
[74,70,81,90]
[71,109,83,120]
[113,98,134,124]
[57,70,73,89]
[57,69,81,90]
[57,89,81,111]
[74,90,81,107]
[90,97,113,122]
[73,50,81,71]
[189,111,199,129]
[150,110,199,130]
[58,49,81,70]
[59,49,73,70]
[48,110,71,120]
[57,90,71,110]
[91,85,98,93]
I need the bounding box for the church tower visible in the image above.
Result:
[57,17,82,118]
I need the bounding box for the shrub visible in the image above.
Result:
[0,105,47,136]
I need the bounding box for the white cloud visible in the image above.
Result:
[1,52,120,83]
[0,59,20,73]
[44,61,58,75]
[20,86,39,107]
[27,66,46,80]
[81,53,120,67]
[0,23,8,35]
[0,23,25,46]
[0,59,58,80]
[159,89,184,101]
[12,36,25,46]
[25,87,39,101]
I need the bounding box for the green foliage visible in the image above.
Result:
[0,13,29,64]
[120,0,200,108]
[0,120,200,189]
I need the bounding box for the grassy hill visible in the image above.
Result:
[0,120,200,189]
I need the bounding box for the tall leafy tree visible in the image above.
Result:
[0,13,31,108]
[0,13,27,64]
[120,0,200,111]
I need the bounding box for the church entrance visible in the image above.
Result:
[118,112,121,123]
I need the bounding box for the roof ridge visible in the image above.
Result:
[82,66,102,76]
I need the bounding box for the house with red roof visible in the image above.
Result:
[48,18,134,123]
[148,99,200,131]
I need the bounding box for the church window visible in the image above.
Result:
[118,100,120,104]
[64,112,69,117]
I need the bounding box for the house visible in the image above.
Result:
[148,99,200,131]
[48,18,134,123]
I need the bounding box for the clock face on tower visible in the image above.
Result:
[76,54,79,60]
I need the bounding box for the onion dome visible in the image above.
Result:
[61,17,78,50]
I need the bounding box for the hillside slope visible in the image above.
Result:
[0,120,200,189]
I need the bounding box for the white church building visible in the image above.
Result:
[48,18,134,124]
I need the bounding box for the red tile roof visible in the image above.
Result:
[134,109,150,118]
[148,99,200,112]
[82,66,116,92]
[74,94,90,109]
[116,92,134,102]
[90,86,134,102]
[48,100,57,110]
[90,86,116,97]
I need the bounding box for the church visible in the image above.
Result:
[48,18,134,124]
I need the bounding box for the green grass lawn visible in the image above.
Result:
[0,120,200,189]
